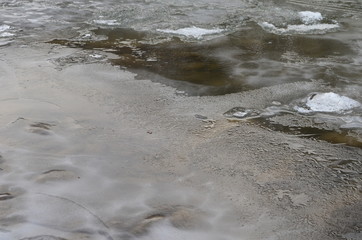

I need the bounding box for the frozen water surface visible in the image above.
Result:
[1,0,362,239]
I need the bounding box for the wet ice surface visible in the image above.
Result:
[0,71,241,240]
[0,147,241,240]
[224,92,362,147]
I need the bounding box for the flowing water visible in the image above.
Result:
[1,0,362,239]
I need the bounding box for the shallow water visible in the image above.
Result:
[50,23,356,96]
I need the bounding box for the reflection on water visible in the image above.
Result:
[49,23,356,96]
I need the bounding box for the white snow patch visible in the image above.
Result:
[298,11,323,25]
[295,92,361,114]
[157,26,223,39]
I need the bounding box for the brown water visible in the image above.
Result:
[49,23,356,96]
[48,23,362,148]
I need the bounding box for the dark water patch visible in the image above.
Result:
[48,24,355,95]
[250,117,362,148]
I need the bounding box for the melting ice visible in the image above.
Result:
[298,11,323,25]
[295,92,362,114]
[93,19,119,26]
[157,26,223,39]
[260,11,339,35]
[0,24,15,46]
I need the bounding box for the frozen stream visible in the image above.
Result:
[0,0,362,239]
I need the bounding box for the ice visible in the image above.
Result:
[0,32,15,37]
[287,23,339,33]
[0,24,10,32]
[298,11,323,25]
[260,22,339,35]
[0,24,14,38]
[0,40,12,46]
[340,116,362,129]
[157,26,223,39]
[93,19,118,25]
[260,11,338,35]
[295,92,361,114]
[89,54,103,59]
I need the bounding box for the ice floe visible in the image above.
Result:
[294,92,361,114]
[93,19,119,25]
[157,26,223,39]
[0,24,15,46]
[298,11,323,25]
[0,24,10,32]
[0,24,15,37]
[260,22,339,35]
[260,11,339,35]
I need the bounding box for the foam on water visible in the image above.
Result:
[157,26,223,39]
